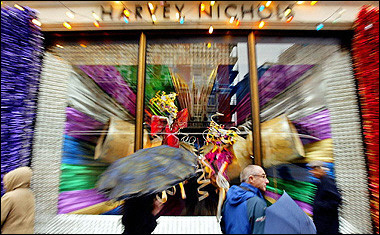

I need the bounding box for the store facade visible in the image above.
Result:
[1,1,378,234]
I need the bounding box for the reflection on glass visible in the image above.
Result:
[256,39,342,217]
[144,39,253,216]
[52,41,138,215]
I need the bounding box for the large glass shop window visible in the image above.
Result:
[51,41,139,215]
[144,37,253,216]
[255,37,342,217]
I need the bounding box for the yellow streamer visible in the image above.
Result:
[69,200,123,215]
[179,182,186,199]
[292,138,334,163]
[156,190,168,203]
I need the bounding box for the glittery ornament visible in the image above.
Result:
[352,5,379,233]
[1,6,44,196]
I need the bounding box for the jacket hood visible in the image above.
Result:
[3,167,33,192]
[225,182,263,206]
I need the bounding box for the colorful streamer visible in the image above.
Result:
[1,6,44,195]
[352,5,379,233]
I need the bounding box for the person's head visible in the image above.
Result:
[3,166,33,193]
[240,165,269,192]
[307,160,329,179]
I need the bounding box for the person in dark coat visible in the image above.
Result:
[308,161,342,234]
[121,194,163,234]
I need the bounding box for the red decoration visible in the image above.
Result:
[352,5,379,234]
[150,108,189,148]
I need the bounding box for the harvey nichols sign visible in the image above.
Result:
[99,2,296,22]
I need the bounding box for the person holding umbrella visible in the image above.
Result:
[96,145,198,234]
[120,194,163,234]
[220,165,269,234]
[308,160,342,234]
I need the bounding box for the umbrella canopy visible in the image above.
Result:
[264,191,316,234]
[96,145,198,201]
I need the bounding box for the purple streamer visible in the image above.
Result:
[293,109,332,145]
[1,6,44,196]
[78,65,136,116]
[65,107,105,144]
[259,65,314,108]
[214,65,232,123]
[235,93,251,124]
[58,189,109,214]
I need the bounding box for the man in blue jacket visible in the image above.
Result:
[220,165,269,234]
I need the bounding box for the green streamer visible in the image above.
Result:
[115,65,138,93]
[117,64,180,116]
[145,65,177,102]
[266,176,317,204]
[59,164,108,192]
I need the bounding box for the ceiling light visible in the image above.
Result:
[259,20,265,29]
[284,8,292,17]
[32,19,42,26]
[208,25,213,34]
[66,11,75,19]
[63,21,72,29]
[316,23,324,31]
[14,4,24,11]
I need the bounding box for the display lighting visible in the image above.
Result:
[80,44,87,48]
[152,14,157,22]
[14,4,24,11]
[297,1,304,4]
[259,20,265,29]
[63,21,72,29]
[200,3,206,12]
[179,16,184,24]
[286,15,294,23]
[316,7,345,28]
[229,17,234,24]
[114,1,121,3]
[66,10,75,19]
[148,2,154,11]
[92,11,101,21]
[316,23,324,31]
[208,25,213,34]
[210,1,215,6]
[93,20,100,27]
[332,18,340,23]
[338,9,346,15]
[332,9,346,23]
[56,44,64,48]
[259,5,265,12]
[265,1,272,7]
[310,1,318,6]
[284,8,292,17]
[32,19,42,26]
[123,9,130,18]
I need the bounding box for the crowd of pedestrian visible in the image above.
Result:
[1,162,342,234]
